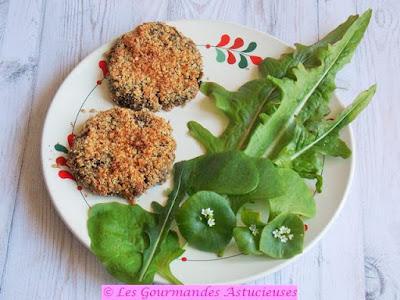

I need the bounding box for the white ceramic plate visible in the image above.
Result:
[41,20,354,284]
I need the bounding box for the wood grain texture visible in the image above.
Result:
[0,1,398,299]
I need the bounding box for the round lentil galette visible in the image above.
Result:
[107,22,203,111]
[67,107,176,202]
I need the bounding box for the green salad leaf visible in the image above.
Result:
[87,202,155,283]
[176,191,236,255]
[88,202,184,284]
[239,206,267,226]
[188,80,274,153]
[244,10,372,159]
[259,213,304,259]
[274,85,376,190]
[188,151,259,195]
[233,227,263,256]
[144,231,184,284]
[233,207,266,255]
[230,159,315,218]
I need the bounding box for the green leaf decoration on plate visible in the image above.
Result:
[54,143,68,153]
[206,34,262,68]
[215,48,225,62]
[242,41,257,53]
[176,191,236,255]
[238,54,248,69]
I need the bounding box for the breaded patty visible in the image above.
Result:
[67,107,176,201]
[107,22,202,111]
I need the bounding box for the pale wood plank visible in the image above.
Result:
[315,2,369,299]
[354,1,400,299]
[0,0,45,291]
[0,0,9,44]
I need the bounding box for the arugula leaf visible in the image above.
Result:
[283,85,376,162]
[244,10,372,158]
[188,80,275,153]
[259,213,304,259]
[230,159,315,218]
[274,85,376,190]
[176,191,236,255]
[260,13,365,79]
[138,161,191,283]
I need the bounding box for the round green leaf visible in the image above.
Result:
[259,213,304,259]
[176,191,236,254]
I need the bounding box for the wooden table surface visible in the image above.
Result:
[0,1,398,299]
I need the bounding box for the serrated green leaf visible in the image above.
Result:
[189,80,275,153]
[274,85,376,191]
[245,10,373,158]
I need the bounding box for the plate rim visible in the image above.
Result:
[40,19,356,284]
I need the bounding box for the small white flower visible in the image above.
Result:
[249,224,259,236]
[272,225,294,243]
[201,208,214,217]
[201,208,216,227]
[207,218,216,227]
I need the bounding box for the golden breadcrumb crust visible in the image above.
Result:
[107,22,202,111]
[67,107,176,201]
